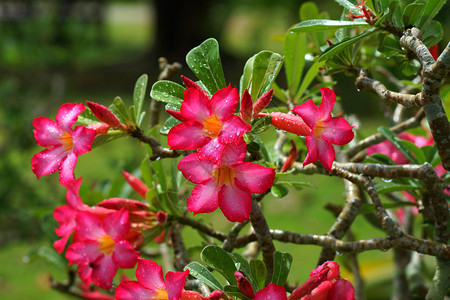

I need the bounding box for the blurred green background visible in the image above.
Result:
[0,0,448,299]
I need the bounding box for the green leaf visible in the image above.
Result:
[201,245,237,284]
[251,115,272,134]
[150,80,185,106]
[160,116,181,135]
[186,38,226,94]
[318,28,377,62]
[229,253,257,293]
[422,145,441,167]
[284,31,307,99]
[271,184,289,198]
[335,0,360,14]
[241,51,283,100]
[113,96,131,122]
[375,182,420,194]
[271,251,293,286]
[378,126,418,164]
[403,3,424,27]
[250,260,266,291]
[398,140,425,164]
[295,60,325,102]
[300,1,320,21]
[364,153,397,165]
[184,262,224,290]
[133,74,148,126]
[25,246,67,270]
[416,0,447,29]
[359,201,417,214]
[291,19,370,32]
[141,224,167,245]
[422,20,443,46]
[92,131,128,148]
[277,180,315,190]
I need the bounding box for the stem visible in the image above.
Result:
[425,258,450,300]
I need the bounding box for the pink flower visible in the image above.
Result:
[292,87,354,170]
[66,209,139,289]
[255,283,287,300]
[289,261,355,300]
[31,103,97,184]
[167,83,251,162]
[178,141,275,222]
[115,257,189,300]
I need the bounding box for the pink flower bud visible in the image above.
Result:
[122,170,149,199]
[86,101,124,129]
[257,112,311,136]
[156,211,168,224]
[87,122,111,135]
[281,140,298,173]
[252,89,273,115]
[239,89,253,123]
[234,271,255,299]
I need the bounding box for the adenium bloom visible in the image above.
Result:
[255,283,287,300]
[115,257,189,300]
[239,89,273,123]
[292,87,354,170]
[178,141,275,222]
[66,209,139,289]
[31,102,97,184]
[167,81,251,162]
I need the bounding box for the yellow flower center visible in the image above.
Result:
[152,288,169,300]
[60,131,74,151]
[212,165,235,186]
[98,235,115,255]
[202,114,222,138]
[313,119,326,139]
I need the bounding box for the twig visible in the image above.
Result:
[172,215,228,241]
[222,221,249,252]
[128,127,181,160]
[171,224,191,271]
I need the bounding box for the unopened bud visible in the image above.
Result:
[86,101,124,129]
[234,271,255,299]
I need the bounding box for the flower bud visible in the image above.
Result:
[252,89,273,116]
[257,112,311,136]
[281,140,298,173]
[86,101,124,129]
[234,271,255,299]
[239,89,253,124]
[122,170,149,199]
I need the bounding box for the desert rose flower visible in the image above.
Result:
[115,257,189,300]
[255,283,287,300]
[167,83,251,163]
[177,141,275,222]
[31,102,97,184]
[66,209,139,289]
[292,87,354,170]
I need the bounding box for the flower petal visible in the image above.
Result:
[66,240,102,264]
[329,278,355,300]
[91,255,117,289]
[31,146,66,179]
[33,117,63,147]
[292,99,319,129]
[210,85,239,120]
[136,258,166,291]
[113,240,138,268]
[71,125,96,156]
[104,209,130,239]
[59,152,78,184]
[64,177,84,208]
[218,115,252,144]
[220,140,247,165]
[318,87,336,121]
[55,103,85,133]
[255,283,287,300]
[197,138,226,164]
[187,181,220,215]
[75,211,106,240]
[165,269,189,300]
[168,121,210,150]
[233,162,275,194]
[239,89,253,123]
[115,281,156,300]
[178,153,215,184]
[181,88,211,122]
[321,117,354,145]
[304,136,335,171]
[218,184,251,222]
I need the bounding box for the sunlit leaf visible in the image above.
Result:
[184,262,224,290]
[201,245,237,285]
[133,74,148,126]
[150,80,185,106]
[271,251,292,286]
[291,19,369,32]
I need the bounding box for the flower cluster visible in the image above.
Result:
[259,87,354,171]
[235,261,355,300]
[168,77,276,222]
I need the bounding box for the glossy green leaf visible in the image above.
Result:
[128,105,137,125]
[92,131,128,148]
[416,0,447,29]
[295,60,325,102]
[142,224,167,245]
[291,19,369,32]
[403,3,424,27]
[250,259,266,291]
[364,153,397,165]
[251,115,272,134]
[284,31,307,99]
[318,28,377,62]
[184,262,224,290]
[422,20,443,46]
[399,140,425,164]
[375,182,420,194]
[150,80,185,106]
[186,38,226,94]
[201,245,237,284]
[229,253,257,293]
[241,51,283,100]
[335,0,360,14]
[271,184,289,198]
[378,126,418,164]
[389,1,403,28]
[300,1,319,21]
[113,96,130,122]
[422,145,441,167]
[160,116,181,135]
[271,251,293,286]
[271,82,288,102]
[277,180,315,190]
[133,74,148,126]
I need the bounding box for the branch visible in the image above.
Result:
[128,127,181,160]
[172,215,227,241]
[400,28,450,171]
[249,196,276,284]
[170,224,191,271]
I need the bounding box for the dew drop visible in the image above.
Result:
[335,251,344,256]
[381,178,393,183]
[356,89,361,92]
